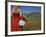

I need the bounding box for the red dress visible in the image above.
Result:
[11,13,24,32]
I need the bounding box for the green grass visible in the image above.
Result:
[23,15,41,31]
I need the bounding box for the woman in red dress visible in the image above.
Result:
[11,6,26,32]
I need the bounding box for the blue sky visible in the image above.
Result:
[11,6,41,14]
[20,6,41,13]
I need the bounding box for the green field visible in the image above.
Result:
[23,15,41,31]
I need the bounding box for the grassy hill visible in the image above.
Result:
[23,12,41,31]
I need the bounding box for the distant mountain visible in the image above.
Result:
[23,12,41,16]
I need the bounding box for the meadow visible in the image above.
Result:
[23,12,41,31]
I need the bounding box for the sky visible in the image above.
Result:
[20,6,41,13]
[11,5,41,14]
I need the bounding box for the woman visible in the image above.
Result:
[11,6,27,31]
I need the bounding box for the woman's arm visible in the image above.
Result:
[20,16,27,22]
